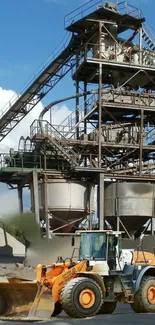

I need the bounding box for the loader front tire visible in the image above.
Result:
[131,276,155,313]
[98,301,117,314]
[60,277,103,318]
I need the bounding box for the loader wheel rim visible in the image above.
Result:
[79,289,95,308]
[148,286,155,304]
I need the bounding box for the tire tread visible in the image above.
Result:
[60,277,103,318]
[131,275,155,313]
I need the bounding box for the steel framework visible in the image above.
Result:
[1,1,155,236]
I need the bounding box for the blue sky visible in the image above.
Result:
[0,0,154,211]
[0,0,87,105]
[0,0,154,102]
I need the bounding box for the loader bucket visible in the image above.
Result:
[0,278,54,321]
[28,284,54,320]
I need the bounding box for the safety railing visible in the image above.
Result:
[110,161,155,176]
[30,118,155,148]
[71,152,155,175]
[64,0,143,30]
[0,32,71,120]
[58,92,98,137]
[0,152,43,170]
[116,1,142,18]
[52,125,94,139]
[30,120,79,166]
[64,0,105,29]
[101,88,155,109]
[84,42,155,68]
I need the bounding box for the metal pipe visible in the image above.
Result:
[38,90,94,132]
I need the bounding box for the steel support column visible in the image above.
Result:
[31,171,40,226]
[116,183,119,231]
[43,175,50,239]
[151,218,155,235]
[98,22,102,168]
[76,52,80,139]
[97,173,104,230]
[17,184,23,214]
[84,82,87,135]
[84,82,87,167]
[89,184,94,230]
[139,27,143,65]
[139,109,144,175]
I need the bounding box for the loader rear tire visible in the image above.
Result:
[131,276,155,313]
[52,302,62,317]
[60,277,103,318]
[0,292,7,315]
[98,302,117,314]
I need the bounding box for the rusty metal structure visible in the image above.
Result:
[0,1,155,237]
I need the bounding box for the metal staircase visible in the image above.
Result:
[30,120,79,167]
[57,92,99,138]
[30,93,100,167]
[142,24,155,51]
[0,33,82,142]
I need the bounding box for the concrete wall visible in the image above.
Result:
[0,228,25,257]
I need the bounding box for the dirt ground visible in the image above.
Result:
[0,263,36,281]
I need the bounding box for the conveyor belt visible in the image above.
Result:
[0,34,81,141]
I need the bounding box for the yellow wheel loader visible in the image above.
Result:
[0,230,155,320]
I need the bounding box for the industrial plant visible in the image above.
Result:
[0,0,155,240]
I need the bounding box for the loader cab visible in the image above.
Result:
[78,230,123,270]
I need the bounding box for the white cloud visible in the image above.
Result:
[0,87,72,153]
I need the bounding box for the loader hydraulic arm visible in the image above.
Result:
[36,259,77,284]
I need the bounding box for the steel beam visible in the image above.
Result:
[30,171,40,226]
[43,175,50,239]
[139,109,144,175]
[98,21,102,168]
[97,173,104,230]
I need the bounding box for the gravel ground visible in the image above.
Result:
[0,305,154,325]
[0,263,36,281]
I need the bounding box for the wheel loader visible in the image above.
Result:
[0,230,155,320]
